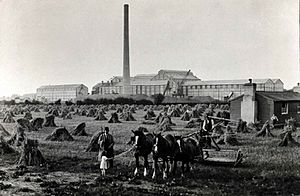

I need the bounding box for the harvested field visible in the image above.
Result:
[0,108,300,195]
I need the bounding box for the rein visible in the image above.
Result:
[181,121,224,139]
[112,146,135,159]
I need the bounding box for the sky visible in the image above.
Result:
[0,0,298,97]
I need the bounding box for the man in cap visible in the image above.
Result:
[98,127,114,168]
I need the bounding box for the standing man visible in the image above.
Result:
[270,114,279,129]
[202,114,214,133]
[98,127,115,168]
[201,114,215,149]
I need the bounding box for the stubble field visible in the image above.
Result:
[1,108,300,196]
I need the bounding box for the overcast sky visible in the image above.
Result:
[0,0,298,97]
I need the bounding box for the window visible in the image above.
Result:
[195,86,197,89]
[297,104,300,114]
[281,103,288,114]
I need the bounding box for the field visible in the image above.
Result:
[1,108,300,195]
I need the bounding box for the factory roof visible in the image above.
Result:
[183,79,275,86]
[134,74,156,78]
[38,84,87,89]
[115,80,168,86]
[156,69,199,80]
[272,79,283,84]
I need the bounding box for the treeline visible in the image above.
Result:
[0,99,43,105]
[0,94,165,106]
[76,97,154,105]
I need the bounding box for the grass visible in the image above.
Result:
[1,108,300,195]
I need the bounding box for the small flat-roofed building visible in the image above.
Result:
[230,89,300,126]
[36,84,88,103]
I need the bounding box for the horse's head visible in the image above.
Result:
[174,135,183,153]
[131,129,145,147]
[153,132,163,153]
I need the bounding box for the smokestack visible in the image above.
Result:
[123,4,131,94]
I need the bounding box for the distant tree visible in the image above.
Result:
[65,100,74,106]
[76,100,84,105]
[152,94,165,105]
[31,99,42,105]
[54,99,61,105]
[4,99,16,105]
[24,100,31,105]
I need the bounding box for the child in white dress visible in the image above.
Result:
[99,151,113,176]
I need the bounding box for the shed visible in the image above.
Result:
[230,91,300,126]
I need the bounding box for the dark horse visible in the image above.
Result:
[152,133,179,179]
[131,128,154,176]
[174,135,202,177]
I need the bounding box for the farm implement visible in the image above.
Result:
[183,118,244,167]
[200,138,243,167]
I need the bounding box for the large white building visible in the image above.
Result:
[92,69,284,101]
[36,84,88,103]
[92,70,199,96]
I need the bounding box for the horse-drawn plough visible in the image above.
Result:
[130,116,244,179]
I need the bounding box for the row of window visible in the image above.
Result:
[189,84,242,89]
[100,85,167,95]
[188,84,282,90]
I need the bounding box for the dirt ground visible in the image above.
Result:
[1,109,300,196]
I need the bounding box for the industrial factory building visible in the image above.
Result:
[92,69,199,96]
[91,71,284,101]
[36,84,88,103]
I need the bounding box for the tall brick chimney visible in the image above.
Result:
[122,4,131,95]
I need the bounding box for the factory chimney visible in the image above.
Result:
[123,4,131,95]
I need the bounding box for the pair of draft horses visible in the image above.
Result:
[131,128,204,179]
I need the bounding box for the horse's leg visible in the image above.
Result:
[168,158,173,173]
[166,158,170,177]
[187,157,193,172]
[173,159,177,176]
[143,155,148,177]
[181,161,185,177]
[163,159,167,179]
[189,160,193,171]
[134,154,139,176]
[152,157,157,179]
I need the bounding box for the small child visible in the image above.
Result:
[98,151,113,176]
